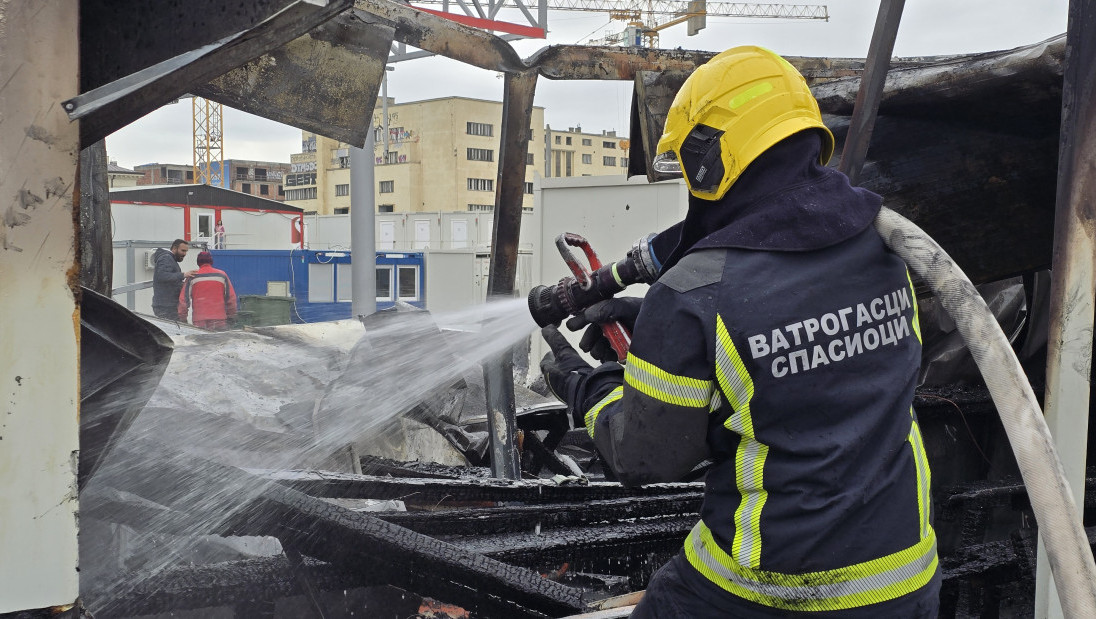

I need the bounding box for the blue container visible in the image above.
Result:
[210,249,425,323]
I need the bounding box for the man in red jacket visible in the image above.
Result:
[178,251,238,330]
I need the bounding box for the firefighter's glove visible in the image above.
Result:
[565,296,644,363]
[540,325,594,424]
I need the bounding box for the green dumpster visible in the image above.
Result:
[238,295,295,327]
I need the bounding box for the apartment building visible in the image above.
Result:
[134,162,194,185]
[286,96,547,215]
[221,159,291,201]
[544,126,630,178]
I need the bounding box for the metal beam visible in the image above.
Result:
[63,0,354,148]
[483,70,538,479]
[1035,1,1096,617]
[837,0,905,185]
[195,12,393,147]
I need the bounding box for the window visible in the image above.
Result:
[526,152,534,165]
[336,264,352,302]
[621,157,629,167]
[286,173,315,187]
[376,266,393,301]
[259,185,269,195]
[554,136,561,145]
[379,180,394,193]
[242,183,252,193]
[603,156,616,166]
[334,207,349,214]
[582,138,592,146]
[603,141,616,149]
[278,186,284,196]
[468,204,494,212]
[336,184,349,196]
[582,154,592,164]
[566,136,572,145]
[378,204,394,213]
[338,156,350,168]
[308,264,334,303]
[186,170,194,181]
[467,148,494,162]
[467,178,494,191]
[466,121,493,137]
[197,214,212,238]
[524,182,533,194]
[398,266,419,300]
[255,168,267,181]
[286,187,317,201]
[303,137,317,152]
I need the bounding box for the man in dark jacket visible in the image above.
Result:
[542,46,938,617]
[151,239,196,320]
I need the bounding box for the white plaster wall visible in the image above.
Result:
[0,0,81,611]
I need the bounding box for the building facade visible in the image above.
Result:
[220,159,291,201]
[286,96,549,215]
[107,161,143,188]
[135,162,194,185]
[544,126,631,178]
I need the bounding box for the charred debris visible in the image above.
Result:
[72,0,1096,617]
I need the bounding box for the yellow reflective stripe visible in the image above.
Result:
[715,315,767,568]
[715,315,755,433]
[906,269,922,344]
[624,353,713,408]
[584,386,623,439]
[685,521,938,611]
[610,262,625,287]
[908,410,932,539]
[730,82,774,109]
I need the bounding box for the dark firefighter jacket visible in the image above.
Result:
[152,248,185,312]
[580,132,938,614]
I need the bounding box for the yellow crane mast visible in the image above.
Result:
[192,96,224,186]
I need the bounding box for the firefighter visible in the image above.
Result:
[541,46,938,617]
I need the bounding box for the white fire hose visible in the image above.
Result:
[875,206,1096,617]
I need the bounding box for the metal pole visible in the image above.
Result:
[1035,2,1096,617]
[837,0,905,186]
[382,68,390,162]
[482,69,538,479]
[351,124,377,319]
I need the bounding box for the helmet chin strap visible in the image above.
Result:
[680,124,725,194]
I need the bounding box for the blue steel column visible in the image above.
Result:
[483,70,537,479]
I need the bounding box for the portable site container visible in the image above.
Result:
[211,249,426,323]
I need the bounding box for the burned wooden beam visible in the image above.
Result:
[102,555,370,616]
[261,469,703,503]
[378,494,701,537]
[99,442,587,618]
[451,516,695,575]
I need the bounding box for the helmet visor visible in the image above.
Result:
[652,151,683,176]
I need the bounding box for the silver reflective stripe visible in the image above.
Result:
[688,522,938,603]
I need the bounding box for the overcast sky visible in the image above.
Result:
[105,0,1069,169]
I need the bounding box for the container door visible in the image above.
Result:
[451,219,468,249]
[413,219,430,249]
[379,221,396,250]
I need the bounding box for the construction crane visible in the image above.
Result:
[569,1,828,48]
[404,1,828,48]
[192,96,224,186]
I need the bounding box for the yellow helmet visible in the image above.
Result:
[654,45,835,201]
